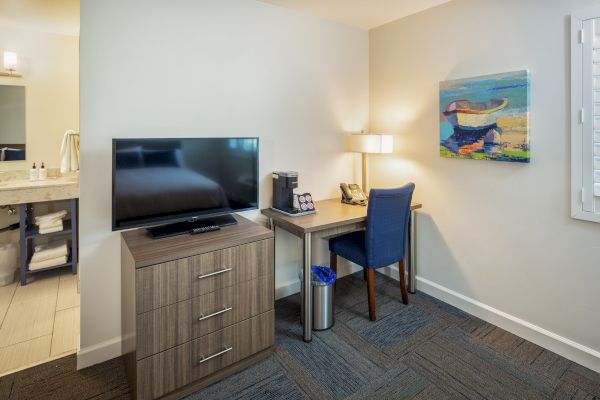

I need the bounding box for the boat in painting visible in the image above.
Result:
[439,70,530,163]
[443,98,508,130]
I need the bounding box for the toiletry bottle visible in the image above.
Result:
[39,162,47,180]
[29,163,38,181]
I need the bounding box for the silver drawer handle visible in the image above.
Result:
[198,346,232,364]
[198,267,232,279]
[198,306,232,321]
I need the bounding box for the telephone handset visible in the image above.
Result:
[340,183,367,206]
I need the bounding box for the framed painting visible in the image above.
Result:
[439,70,530,163]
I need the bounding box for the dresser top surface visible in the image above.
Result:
[121,214,273,268]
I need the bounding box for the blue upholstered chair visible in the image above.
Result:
[329,183,415,321]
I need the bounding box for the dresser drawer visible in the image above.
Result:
[136,310,274,400]
[135,239,273,314]
[191,239,273,297]
[136,274,274,359]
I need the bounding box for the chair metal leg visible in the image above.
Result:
[399,260,409,305]
[366,268,376,321]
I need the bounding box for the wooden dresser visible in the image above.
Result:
[121,215,275,400]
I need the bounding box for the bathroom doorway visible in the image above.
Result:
[0,0,80,375]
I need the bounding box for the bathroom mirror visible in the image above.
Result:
[0,85,26,161]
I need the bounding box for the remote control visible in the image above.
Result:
[190,225,220,234]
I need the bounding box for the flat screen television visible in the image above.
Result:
[112,138,259,234]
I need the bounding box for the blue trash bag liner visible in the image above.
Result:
[299,266,336,286]
[312,266,336,285]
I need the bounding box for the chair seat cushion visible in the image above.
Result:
[329,230,367,268]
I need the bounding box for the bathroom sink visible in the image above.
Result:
[0,173,79,206]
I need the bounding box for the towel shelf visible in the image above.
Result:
[18,199,78,285]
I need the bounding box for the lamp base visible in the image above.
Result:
[362,152,368,195]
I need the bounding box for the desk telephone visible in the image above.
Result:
[340,183,367,206]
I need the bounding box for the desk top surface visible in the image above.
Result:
[261,198,422,235]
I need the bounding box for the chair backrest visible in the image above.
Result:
[365,183,415,268]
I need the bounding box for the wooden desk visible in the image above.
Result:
[261,198,422,342]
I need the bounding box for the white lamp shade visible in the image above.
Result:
[3,52,17,71]
[349,134,394,154]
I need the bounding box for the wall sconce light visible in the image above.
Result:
[1,52,22,78]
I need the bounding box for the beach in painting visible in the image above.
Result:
[439,70,530,163]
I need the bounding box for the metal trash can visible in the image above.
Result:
[300,266,336,330]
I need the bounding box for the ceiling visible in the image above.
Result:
[0,0,79,36]
[258,0,452,30]
[0,0,449,37]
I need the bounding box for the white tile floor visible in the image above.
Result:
[0,269,79,376]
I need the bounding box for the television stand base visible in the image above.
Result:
[147,214,238,239]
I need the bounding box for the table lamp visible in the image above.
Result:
[349,133,393,193]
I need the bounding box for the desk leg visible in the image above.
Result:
[302,232,312,342]
[407,210,417,294]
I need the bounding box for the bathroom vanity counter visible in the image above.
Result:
[0,175,79,206]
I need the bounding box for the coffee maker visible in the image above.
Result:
[272,171,317,216]
[272,171,298,214]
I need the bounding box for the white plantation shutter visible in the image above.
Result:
[592,22,600,203]
[571,9,600,223]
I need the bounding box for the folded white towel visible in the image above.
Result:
[29,255,68,271]
[35,210,67,225]
[38,219,63,228]
[39,227,63,235]
[31,243,68,263]
[38,221,63,234]
[38,218,63,228]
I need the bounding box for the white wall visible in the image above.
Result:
[79,0,368,367]
[369,0,600,371]
[0,25,79,171]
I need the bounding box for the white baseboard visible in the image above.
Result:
[275,265,361,300]
[376,265,600,373]
[276,279,300,300]
[77,335,122,370]
[379,265,401,280]
[79,269,600,374]
[377,266,600,372]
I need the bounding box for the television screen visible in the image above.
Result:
[112,137,258,230]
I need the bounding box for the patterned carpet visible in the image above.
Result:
[187,272,600,400]
[0,272,598,399]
